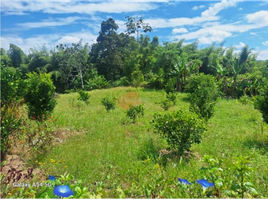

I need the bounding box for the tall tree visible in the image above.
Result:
[8,44,26,68]
[125,16,152,40]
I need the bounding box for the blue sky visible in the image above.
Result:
[1,0,268,60]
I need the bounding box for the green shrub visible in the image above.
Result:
[160,99,173,111]
[85,75,110,90]
[78,90,90,104]
[187,74,219,121]
[101,96,116,112]
[0,67,25,160]
[126,104,144,123]
[25,72,57,121]
[185,73,217,94]
[239,95,252,105]
[254,84,268,124]
[166,92,177,105]
[152,110,206,155]
[131,70,144,88]
[113,76,130,87]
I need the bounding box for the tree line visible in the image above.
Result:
[1,17,267,97]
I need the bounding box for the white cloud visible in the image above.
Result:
[16,17,84,29]
[246,10,268,25]
[252,49,268,60]
[172,28,188,34]
[146,16,219,29]
[239,7,243,11]
[250,32,257,36]
[1,1,158,15]
[234,42,246,49]
[192,5,205,10]
[1,30,98,54]
[262,41,268,46]
[201,0,237,18]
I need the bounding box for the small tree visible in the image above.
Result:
[152,110,206,156]
[78,90,90,104]
[187,74,219,121]
[126,105,144,123]
[101,96,116,112]
[25,72,57,121]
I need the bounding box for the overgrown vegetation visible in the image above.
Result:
[1,14,268,199]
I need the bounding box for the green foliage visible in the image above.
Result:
[187,74,219,121]
[0,67,25,159]
[152,110,206,155]
[24,72,57,121]
[137,138,160,162]
[101,95,116,112]
[254,84,268,124]
[185,73,217,94]
[126,104,144,122]
[159,99,173,111]
[85,69,110,90]
[166,92,177,105]
[77,90,90,104]
[131,70,144,88]
[231,156,257,198]
[239,95,252,105]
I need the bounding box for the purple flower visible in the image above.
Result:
[53,185,74,197]
[178,178,192,185]
[197,179,214,189]
[48,175,56,181]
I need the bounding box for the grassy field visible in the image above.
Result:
[39,87,268,198]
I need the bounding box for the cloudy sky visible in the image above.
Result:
[1,0,268,60]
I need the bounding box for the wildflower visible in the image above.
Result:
[178,178,192,185]
[50,159,56,163]
[53,185,74,197]
[64,166,68,168]
[48,175,56,181]
[197,179,214,190]
[38,162,42,165]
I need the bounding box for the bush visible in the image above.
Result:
[166,92,177,105]
[152,110,206,155]
[187,74,219,121]
[254,84,268,124]
[78,90,90,104]
[113,76,130,87]
[0,67,25,160]
[24,72,57,121]
[85,74,110,90]
[185,73,217,94]
[159,99,173,111]
[101,95,116,112]
[126,104,144,123]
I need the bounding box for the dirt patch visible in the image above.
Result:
[1,128,85,186]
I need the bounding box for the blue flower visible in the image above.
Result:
[197,179,214,189]
[178,178,192,185]
[48,175,56,181]
[53,185,74,197]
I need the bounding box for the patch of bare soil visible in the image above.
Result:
[1,128,85,186]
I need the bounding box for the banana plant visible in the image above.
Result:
[209,59,229,80]
[169,55,201,92]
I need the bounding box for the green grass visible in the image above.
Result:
[40,87,268,198]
